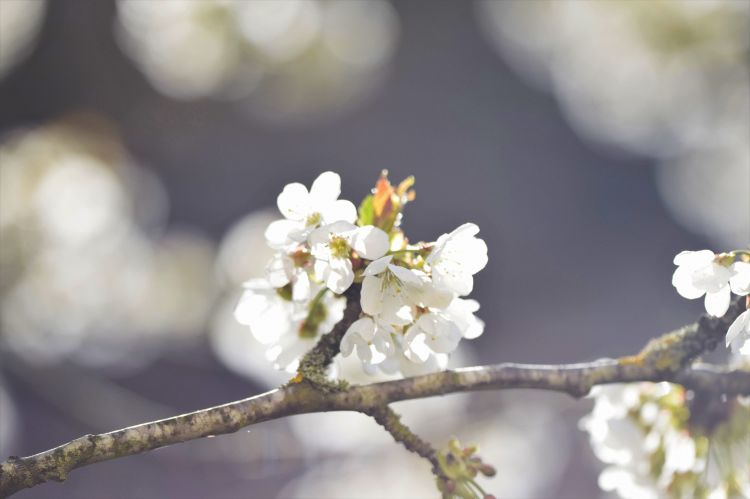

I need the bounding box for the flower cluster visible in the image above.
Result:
[581,380,750,499]
[234,171,487,375]
[672,250,750,354]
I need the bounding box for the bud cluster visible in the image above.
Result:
[436,438,497,499]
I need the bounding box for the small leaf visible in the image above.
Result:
[357,194,375,227]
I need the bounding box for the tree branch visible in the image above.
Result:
[2,298,747,497]
[296,286,361,389]
[366,405,439,468]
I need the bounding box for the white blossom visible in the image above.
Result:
[671,250,734,317]
[403,312,462,363]
[310,221,389,294]
[444,298,485,340]
[581,382,750,499]
[730,261,750,296]
[265,171,357,249]
[360,255,421,326]
[264,251,312,301]
[233,279,296,345]
[426,223,488,296]
[234,279,345,371]
[340,316,395,368]
[726,309,750,355]
[235,172,488,380]
[402,298,485,363]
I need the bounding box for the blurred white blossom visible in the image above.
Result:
[116,0,399,125]
[477,0,750,248]
[0,0,45,79]
[0,118,216,367]
[0,376,19,456]
[581,382,750,499]
[282,395,569,499]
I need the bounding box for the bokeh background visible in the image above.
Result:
[0,1,748,498]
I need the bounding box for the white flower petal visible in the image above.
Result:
[415,314,461,354]
[277,182,310,221]
[433,264,474,296]
[426,327,462,353]
[341,317,374,357]
[314,258,329,282]
[308,225,331,248]
[445,298,484,339]
[326,257,354,294]
[404,326,431,363]
[326,220,358,234]
[321,199,357,225]
[352,226,389,260]
[265,253,291,288]
[380,288,414,326]
[730,261,750,296]
[360,275,382,316]
[265,219,302,248]
[704,286,731,317]
[726,310,750,353]
[309,171,341,207]
[449,222,480,239]
[412,273,454,309]
[673,250,714,266]
[672,266,705,299]
[462,237,488,275]
[292,271,311,302]
[425,223,487,296]
[388,264,421,285]
[363,255,393,276]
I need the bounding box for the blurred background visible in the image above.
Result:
[0,0,747,497]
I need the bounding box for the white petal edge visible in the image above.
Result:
[704,286,731,317]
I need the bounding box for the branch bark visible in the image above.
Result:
[2,298,747,497]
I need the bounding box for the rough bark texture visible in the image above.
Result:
[1,297,747,497]
[296,286,361,389]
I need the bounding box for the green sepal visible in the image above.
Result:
[357,194,375,227]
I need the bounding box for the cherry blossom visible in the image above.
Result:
[671,250,734,317]
[581,382,750,499]
[236,171,487,379]
[360,255,421,326]
[310,221,389,294]
[265,171,357,249]
[404,312,462,363]
[340,316,395,367]
[265,251,311,301]
[234,279,345,371]
[426,223,488,296]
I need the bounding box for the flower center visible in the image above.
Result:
[305,212,322,227]
[329,236,350,259]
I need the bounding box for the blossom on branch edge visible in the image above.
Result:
[672,249,750,354]
[234,171,487,376]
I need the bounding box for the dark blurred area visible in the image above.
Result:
[0,1,747,498]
